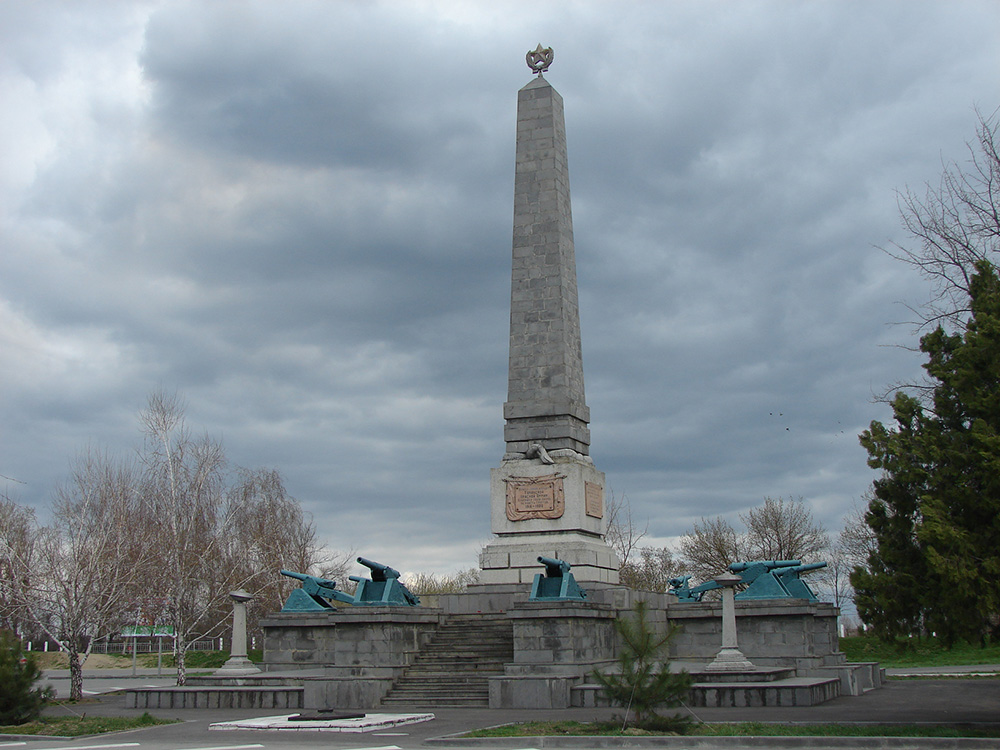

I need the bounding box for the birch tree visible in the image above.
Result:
[2,451,145,700]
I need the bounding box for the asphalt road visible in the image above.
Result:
[15,674,999,750]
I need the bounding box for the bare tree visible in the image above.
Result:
[0,497,39,637]
[605,492,647,570]
[219,467,338,641]
[679,497,829,585]
[619,547,687,592]
[138,392,240,685]
[404,568,480,596]
[3,450,147,700]
[837,497,878,573]
[679,516,745,584]
[740,496,829,563]
[885,109,1000,334]
[138,392,332,680]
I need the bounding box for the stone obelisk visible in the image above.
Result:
[480,47,619,585]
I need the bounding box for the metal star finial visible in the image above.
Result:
[526,44,554,76]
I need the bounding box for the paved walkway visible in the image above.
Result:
[36,669,1000,729]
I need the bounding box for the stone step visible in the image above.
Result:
[688,676,841,707]
[571,676,841,709]
[386,688,489,697]
[403,658,508,667]
[414,646,510,653]
[392,676,499,685]
[380,699,489,708]
[126,686,304,710]
[685,667,795,684]
[379,614,513,708]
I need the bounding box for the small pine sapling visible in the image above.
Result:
[0,630,53,725]
[592,601,693,730]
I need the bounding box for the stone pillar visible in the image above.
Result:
[704,572,755,671]
[215,590,260,676]
[503,74,590,457]
[481,54,618,585]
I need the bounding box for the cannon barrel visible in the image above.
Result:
[781,562,827,575]
[729,559,801,572]
[357,556,401,579]
[281,569,338,587]
[537,556,570,572]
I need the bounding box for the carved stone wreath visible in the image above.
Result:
[526,44,554,75]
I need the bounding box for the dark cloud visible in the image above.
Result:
[2,0,999,574]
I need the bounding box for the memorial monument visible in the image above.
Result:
[480,45,619,585]
[136,47,883,713]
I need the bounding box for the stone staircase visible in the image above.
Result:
[379,614,513,708]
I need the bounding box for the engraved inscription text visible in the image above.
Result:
[585,481,604,518]
[506,474,566,521]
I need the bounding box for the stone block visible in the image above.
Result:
[490,675,573,709]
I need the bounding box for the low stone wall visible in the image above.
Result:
[260,607,442,709]
[666,599,841,670]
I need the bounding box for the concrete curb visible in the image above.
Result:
[426,734,1000,749]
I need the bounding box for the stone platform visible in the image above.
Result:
[250,587,882,710]
[131,585,881,712]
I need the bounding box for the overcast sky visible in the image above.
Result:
[3,1,999,578]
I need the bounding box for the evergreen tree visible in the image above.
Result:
[857,261,1000,644]
[0,630,51,725]
[592,601,692,728]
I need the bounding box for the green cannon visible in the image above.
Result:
[728,559,807,600]
[349,556,420,606]
[279,570,356,612]
[773,561,826,600]
[668,559,827,603]
[529,556,587,602]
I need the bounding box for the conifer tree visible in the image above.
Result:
[592,601,692,728]
[856,261,1000,644]
[0,630,51,725]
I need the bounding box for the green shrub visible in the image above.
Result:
[0,630,52,725]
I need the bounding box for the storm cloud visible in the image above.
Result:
[2,0,998,574]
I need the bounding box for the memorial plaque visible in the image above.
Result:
[585,481,604,518]
[506,474,565,521]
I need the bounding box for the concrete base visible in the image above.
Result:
[214,656,261,676]
[209,712,434,732]
[704,647,755,672]
[481,454,619,585]
[480,535,620,585]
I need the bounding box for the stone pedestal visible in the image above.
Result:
[489,600,617,709]
[480,453,619,584]
[215,590,261,676]
[704,573,755,671]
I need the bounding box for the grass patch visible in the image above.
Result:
[137,649,263,669]
[0,712,176,737]
[840,636,1000,667]
[463,720,1000,739]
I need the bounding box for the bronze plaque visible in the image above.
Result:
[506,474,565,521]
[585,482,604,518]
